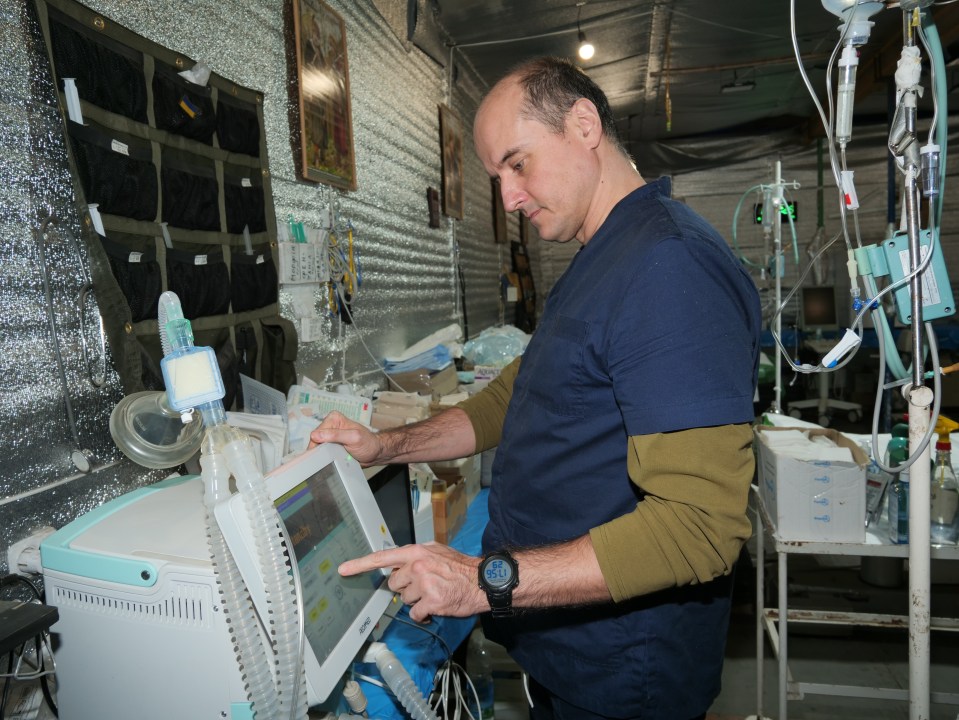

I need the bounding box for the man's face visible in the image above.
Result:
[473,81,596,244]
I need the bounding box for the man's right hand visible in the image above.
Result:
[309,410,383,466]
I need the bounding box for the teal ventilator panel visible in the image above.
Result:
[882,230,955,324]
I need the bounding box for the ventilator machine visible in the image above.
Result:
[40,292,437,720]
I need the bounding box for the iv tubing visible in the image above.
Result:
[919,16,947,230]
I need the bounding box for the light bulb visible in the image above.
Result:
[578,31,594,60]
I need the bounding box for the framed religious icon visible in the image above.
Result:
[439,104,464,220]
[519,214,532,245]
[492,178,507,243]
[292,0,357,190]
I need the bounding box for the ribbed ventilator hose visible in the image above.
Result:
[224,438,308,720]
[201,447,280,718]
[367,643,439,720]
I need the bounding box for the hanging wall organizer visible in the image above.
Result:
[33,0,297,408]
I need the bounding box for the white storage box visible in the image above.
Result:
[756,426,868,543]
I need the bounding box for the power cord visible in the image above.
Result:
[1,574,59,718]
[389,615,479,720]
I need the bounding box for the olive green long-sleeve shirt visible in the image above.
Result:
[458,356,754,602]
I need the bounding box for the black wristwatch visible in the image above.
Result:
[478,550,519,617]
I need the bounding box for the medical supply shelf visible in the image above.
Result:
[754,491,959,720]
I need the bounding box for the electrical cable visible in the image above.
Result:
[387,614,480,720]
[389,614,453,661]
[333,284,410,393]
[0,573,58,719]
[0,574,42,601]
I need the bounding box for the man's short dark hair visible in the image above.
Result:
[509,57,624,152]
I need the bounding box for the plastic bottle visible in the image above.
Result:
[886,439,909,544]
[467,627,495,720]
[861,442,891,528]
[931,415,959,544]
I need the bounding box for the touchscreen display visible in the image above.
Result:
[275,462,385,665]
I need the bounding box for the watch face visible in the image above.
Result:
[482,557,514,589]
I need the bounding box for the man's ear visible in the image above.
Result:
[570,97,602,150]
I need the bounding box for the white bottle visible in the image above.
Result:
[931,440,959,544]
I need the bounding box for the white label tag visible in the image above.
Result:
[256,254,265,264]
[111,139,129,156]
[897,246,941,307]
[241,177,252,188]
[194,255,208,266]
[128,252,142,263]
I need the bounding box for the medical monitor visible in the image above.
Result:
[215,443,395,705]
[369,464,415,547]
[801,285,839,333]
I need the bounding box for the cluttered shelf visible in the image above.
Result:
[752,419,959,720]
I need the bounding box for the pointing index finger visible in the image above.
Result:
[339,547,414,576]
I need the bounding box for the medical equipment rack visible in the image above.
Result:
[753,491,959,720]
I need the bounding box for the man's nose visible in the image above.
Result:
[500,178,525,213]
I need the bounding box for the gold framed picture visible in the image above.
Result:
[292,0,357,190]
[439,104,464,220]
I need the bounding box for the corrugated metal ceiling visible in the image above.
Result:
[433,1,959,174]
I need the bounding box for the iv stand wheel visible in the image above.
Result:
[847,410,861,423]
[819,414,831,427]
[789,409,803,419]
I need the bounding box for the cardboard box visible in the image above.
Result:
[387,364,458,399]
[432,476,467,545]
[430,453,482,504]
[756,426,868,543]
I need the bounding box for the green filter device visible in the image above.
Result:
[882,230,955,324]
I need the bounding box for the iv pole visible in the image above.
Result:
[901,12,932,715]
[890,4,935,717]
[771,160,784,414]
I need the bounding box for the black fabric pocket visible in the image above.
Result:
[161,149,220,231]
[259,317,298,395]
[100,234,161,322]
[152,63,216,144]
[166,244,230,318]
[234,322,259,384]
[68,120,157,220]
[223,165,266,234]
[231,248,277,312]
[217,95,260,156]
[49,11,147,122]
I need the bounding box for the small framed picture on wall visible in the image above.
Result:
[439,104,464,220]
[520,214,532,244]
[292,0,357,190]
[492,178,507,243]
